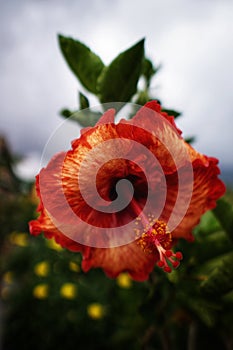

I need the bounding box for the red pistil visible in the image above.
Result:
[131,199,183,273]
[153,235,183,273]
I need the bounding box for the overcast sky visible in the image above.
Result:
[0,0,233,179]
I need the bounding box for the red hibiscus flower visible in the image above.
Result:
[29,101,225,281]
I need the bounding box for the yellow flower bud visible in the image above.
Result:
[60,283,77,299]
[3,271,14,284]
[33,284,49,299]
[69,261,80,272]
[9,232,28,247]
[34,261,49,277]
[87,303,105,320]
[46,238,63,251]
[116,273,132,289]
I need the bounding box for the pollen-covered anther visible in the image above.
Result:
[137,219,183,273]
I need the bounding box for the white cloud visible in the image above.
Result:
[0,0,233,181]
[14,151,41,180]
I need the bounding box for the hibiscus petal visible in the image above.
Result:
[169,157,225,240]
[81,240,158,281]
[95,108,115,126]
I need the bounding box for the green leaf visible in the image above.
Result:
[60,108,72,118]
[58,34,105,93]
[194,210,222,236]
[200,252,233,296]
[213,198,233,242]
[134,90,150,106]
[72,110,102,127]
[190,231,231,263]
[187,297,218,327]
[161,108,181,118]
[79,91,89,110]
[98,39,145,104]
[60,108,101,127]
[185,136,195,144]
[142,58,159,87]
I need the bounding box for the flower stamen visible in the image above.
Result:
[138,223,183,273]
[131,199,183,273]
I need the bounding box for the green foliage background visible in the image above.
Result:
[0,36,232,350]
